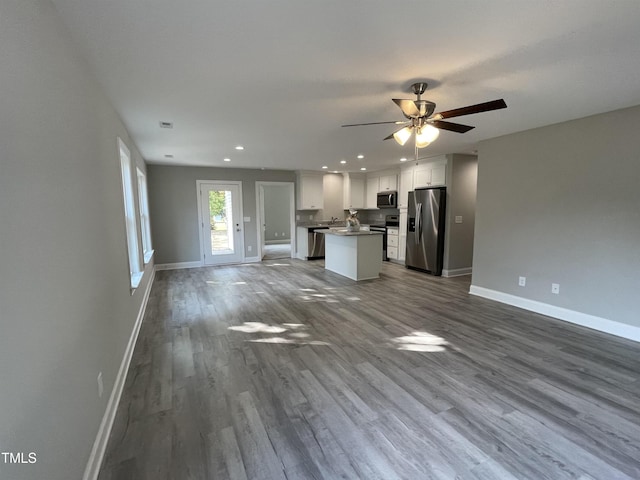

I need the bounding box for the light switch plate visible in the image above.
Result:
[243,216,250,222]
[455,216,463,224]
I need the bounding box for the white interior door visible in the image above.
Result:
[200,182,244,265]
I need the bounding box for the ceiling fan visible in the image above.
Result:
[342,82,507,152]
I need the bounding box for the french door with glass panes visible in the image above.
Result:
[199,181,244,265]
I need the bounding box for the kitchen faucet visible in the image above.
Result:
[329,216,339,225]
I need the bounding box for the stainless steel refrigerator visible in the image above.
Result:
[406,187,446,276]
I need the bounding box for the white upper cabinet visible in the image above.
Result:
[364,172,397,209]
[343,173,365,209]
[365,177,379,209]
[399,158,447,207]
[399,169,414,208]
[378,174,397,192]
[297,172,324,210]
[430,164,446,186]
[413,161,447,189]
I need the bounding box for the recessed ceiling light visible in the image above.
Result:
[159,121,173,129]
[322,165,328,169]
[340,160,347,164]
[357,154,364,159]
[235,145,244,150]
[223,158,231,162]
[400,157,407,162]
[333,171,339,173]
[360,167,367,171]
[164,154,174,158]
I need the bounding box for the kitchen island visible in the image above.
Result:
[317,229,383,281]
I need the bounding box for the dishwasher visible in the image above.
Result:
[306,227,326,259]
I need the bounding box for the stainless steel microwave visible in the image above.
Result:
[377,191,397,208]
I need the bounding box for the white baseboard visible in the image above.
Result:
[265,239,291,245]
[155,261,203,270]
[443,267,472,277]
[469,285,640,343]
[243,256,261,263]
[83,266,155,480]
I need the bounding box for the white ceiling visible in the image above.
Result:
[51,0,640,173]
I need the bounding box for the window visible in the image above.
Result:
[118,138,143,289]
[136,168,153,263]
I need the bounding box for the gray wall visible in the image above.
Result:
[472,105,640,327]
[444,154,478,272]
[322,173,346,221]
[263,185,291,242]
[0,2,154,479]
[147,165,295,264]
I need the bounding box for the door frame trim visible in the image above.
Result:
[255,181,295,261]
[196,180,245,266]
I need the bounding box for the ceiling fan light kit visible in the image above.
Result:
[415,124,439,148]
[393,127,412,146]
[342,81,507,155]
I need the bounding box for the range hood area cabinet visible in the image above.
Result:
[365,172,398,209]
[296,171,324,210]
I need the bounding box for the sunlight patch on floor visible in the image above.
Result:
[391,331,448,352]
[228,322,287,333]
[228,322,331,346]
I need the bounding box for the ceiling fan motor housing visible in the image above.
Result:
[411,82,428,96]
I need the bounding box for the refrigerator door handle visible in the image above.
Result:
[416,202,422,243]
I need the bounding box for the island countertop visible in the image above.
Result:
[315,228,383,236]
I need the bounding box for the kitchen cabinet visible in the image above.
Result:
[323,230,383,281]
[400,160,447,205]
[387,226,399,260]
[414,162,446,188]
[297,172,324,210]
[343,173,365,209]
[378,174,397,192]
[365,177,379,209]
[399,169,413,208]
[398,211,407,262]
[364,172,398,209]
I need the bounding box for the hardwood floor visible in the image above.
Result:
[98,259,640,479]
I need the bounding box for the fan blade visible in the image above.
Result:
[436,99,507,119]
[430,120,475,133]
[393,99,420,118]
[341,120,407,127]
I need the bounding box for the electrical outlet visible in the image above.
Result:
[518,276,526,287]
[281,232,285,236]
[274,232,278,237]
[296,215,300,221]
[552,283,560,294]
[248,245,252,252]
[97,372,104,398]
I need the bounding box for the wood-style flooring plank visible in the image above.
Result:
[98,259,640,479]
